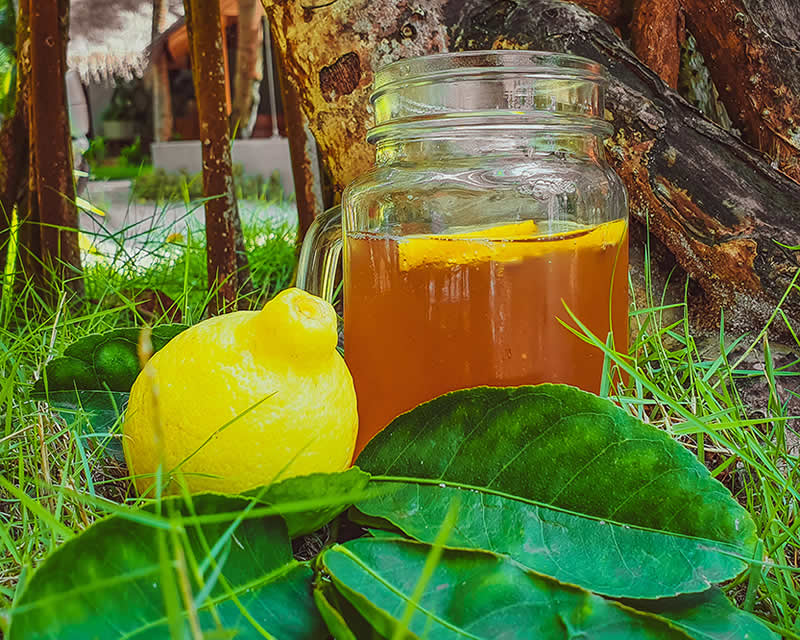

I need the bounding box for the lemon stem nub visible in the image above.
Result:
[253,288,338,360]
[296,296,322,321]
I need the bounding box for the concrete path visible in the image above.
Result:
[78,179,298,268]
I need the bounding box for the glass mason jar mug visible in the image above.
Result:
[299,50,629,456]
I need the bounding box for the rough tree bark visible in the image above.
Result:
[681,0,800,182]
[230,0,263,139]
[184,0,249,314]
[573,0,624,27]
[630,0,682,88]
[29,0,82,295]
[151,0,173,142]
[262,0,800,339]
[268,24,325,242]
[262,0,449,197]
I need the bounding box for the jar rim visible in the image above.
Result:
[369,50,612,141]
[372,50,608,101]
[367,114,614,144]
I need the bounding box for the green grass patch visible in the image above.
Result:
[77,201,297,324]
[90,163,153,182]
[0,209,797,637]
[131,166,284,203]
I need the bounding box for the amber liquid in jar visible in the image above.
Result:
[343,219,629,456]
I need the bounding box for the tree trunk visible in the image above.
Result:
[572,0,625,28]
[29,0,82,295]
[0,0,30,286]
[151,0,173,142]
[231,0,263,139]
[262,0,800,339]
[0,110,23,280]
[682,0,800,183]
[261,0,449,196]
[630,0,682,88]
[268,22,325,243]
[184,0,249,315]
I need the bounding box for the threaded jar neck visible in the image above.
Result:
[368,50,613,145]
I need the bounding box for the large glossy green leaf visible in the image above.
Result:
[247,468,371,537]
[356,482,749,600]
[314,588,359,640]
[355,385,758,599]
[628,589,778,640]
[314,578,385,640]
[8,494,325,639]
[322,538,693,639]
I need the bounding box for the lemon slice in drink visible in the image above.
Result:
[398,219,538,270]
[398,218,626,270]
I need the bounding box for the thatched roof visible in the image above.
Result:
[68,0,184,83]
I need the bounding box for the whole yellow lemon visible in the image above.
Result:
[123,288,358,496]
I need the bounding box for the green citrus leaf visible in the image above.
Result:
[37,324,187,394]
[322,537,693,639]
[315,577,383,640]
[355,385,758,599]
[8,494,325,639]
[32,324,187,451]
[43,390,128,460]
[92,339,142,391]
[62,332,107,362]
[37,356,100,390]
[246,468,371,537]
[355,482,752,600]
[314,588,358,640]
[625,588,778,640]
[150,325,186,352]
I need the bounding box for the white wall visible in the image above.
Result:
[86,81,115,138]
[151,137,294,195]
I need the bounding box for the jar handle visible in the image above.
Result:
[296,205,342,304]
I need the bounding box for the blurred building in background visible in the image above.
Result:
[67,0,292,192]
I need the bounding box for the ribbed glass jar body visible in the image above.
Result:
[339,51,629,454]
